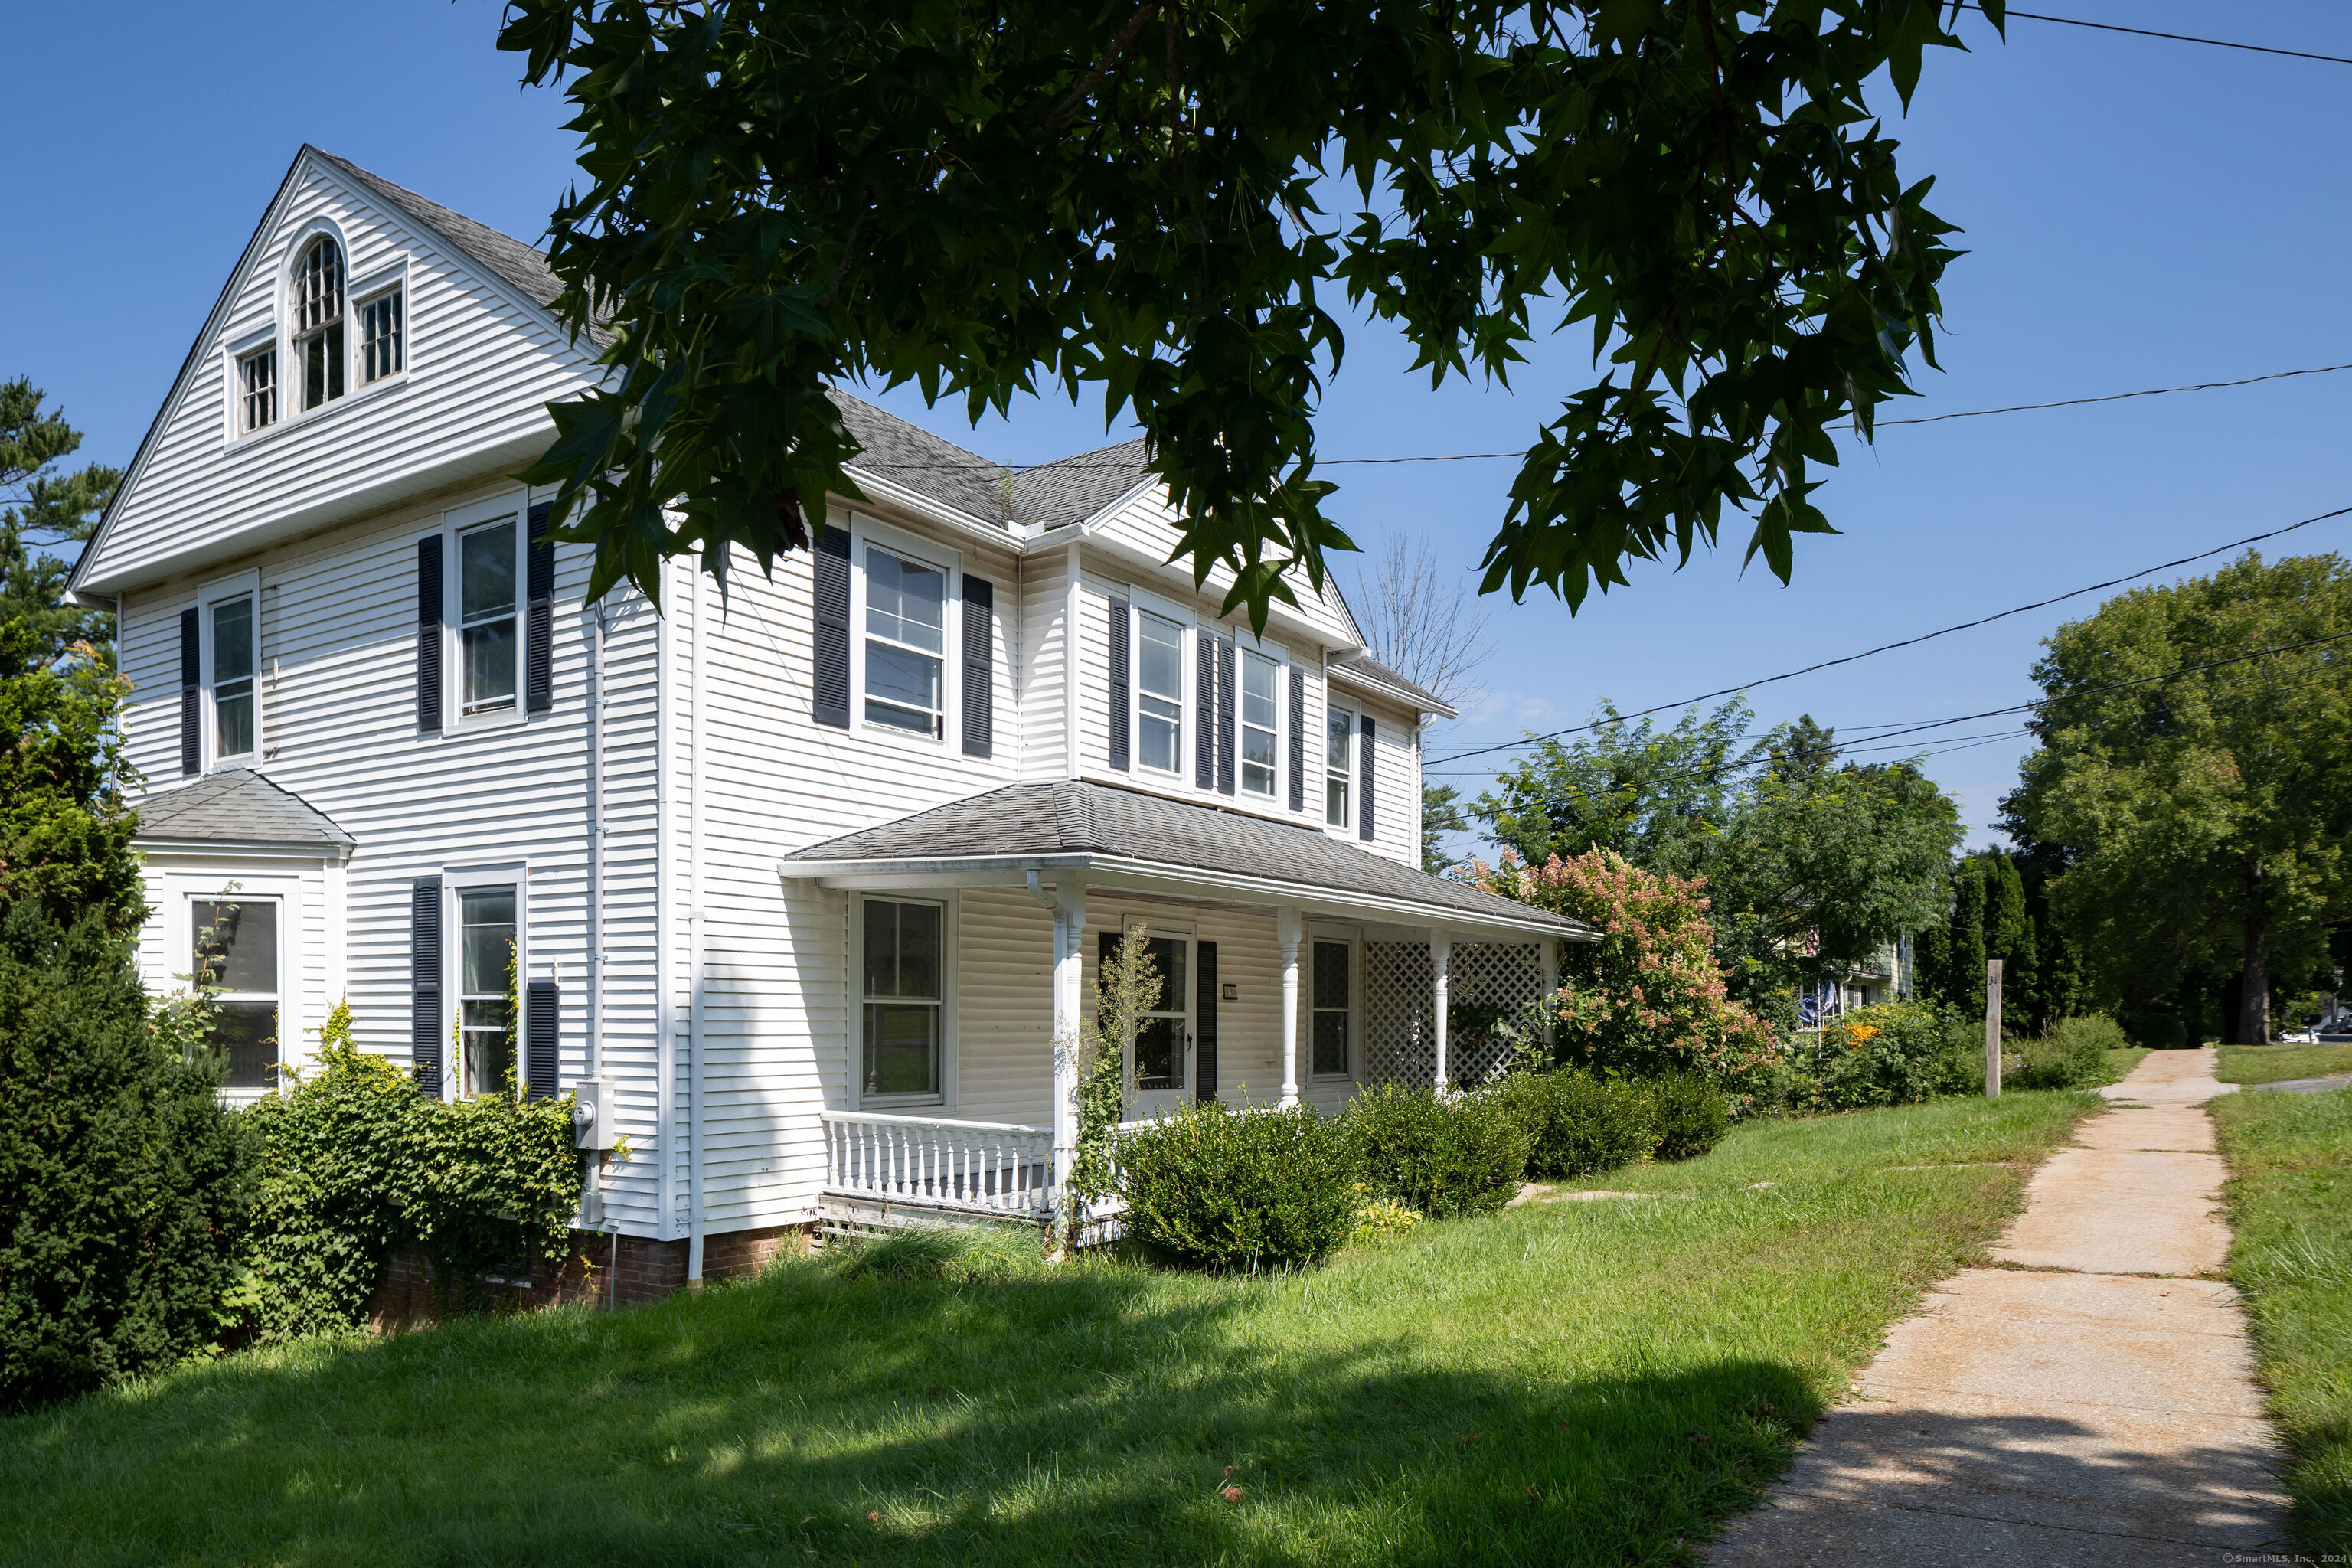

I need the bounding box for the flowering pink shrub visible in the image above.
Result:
[1468,849,1779,1081]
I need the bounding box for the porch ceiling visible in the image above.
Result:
[778,780,1595,944]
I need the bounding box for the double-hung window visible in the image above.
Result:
[237,348,277,433]
[1239,649,1279,797]
[457,887,518,1097]
[864,545,946,737]
[211,593,256,760]
[1136,611,1184,773]
[459,517,518,714]
[292,237,345,411]
[1311,939,1352,1077]
[1325,704,1355,828]
[358,289,403,383]
[861,897,942,1099]
[192,897,278,1090]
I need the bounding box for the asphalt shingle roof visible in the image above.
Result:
[1328,652,1452,715]
[134,769,354,849]
[782,780,1589,936]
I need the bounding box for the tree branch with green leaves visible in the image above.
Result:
[499,0,1999,624]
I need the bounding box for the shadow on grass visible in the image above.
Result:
[6,1256,1818,1568]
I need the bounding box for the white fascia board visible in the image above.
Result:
[134,838,349,864]
[778,850,1592,942]
[1070,531,1338,652]
[1326,662,1459,720]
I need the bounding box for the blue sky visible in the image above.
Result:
[9,2,2350,852]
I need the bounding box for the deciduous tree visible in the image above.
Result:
[499,0,1998,623]
[2001,553,2352,1044]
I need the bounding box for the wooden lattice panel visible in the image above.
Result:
[1360,941,1547,1089]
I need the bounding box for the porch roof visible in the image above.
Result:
[779,781,1595,942]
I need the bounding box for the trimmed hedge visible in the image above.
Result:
[1496,1070,1657,1179]
[1647,1073,1730,1161]
[1118,1101,1359,1268]
[1345,1083,1530,1218]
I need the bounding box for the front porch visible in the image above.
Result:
[782,781,1592,1234]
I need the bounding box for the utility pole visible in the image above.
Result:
[1984,959,2004,1098]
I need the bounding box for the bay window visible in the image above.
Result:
[192,897,278,1090]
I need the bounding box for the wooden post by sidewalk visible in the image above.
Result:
[1985,959,2004,1098]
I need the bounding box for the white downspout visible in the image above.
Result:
[586,598,608,1227]
[686,564,707,1282]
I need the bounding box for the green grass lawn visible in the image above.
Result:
[2214,1085,2352,1556]
[2220,1044,2352,1086]
[1,1092,2096,1568]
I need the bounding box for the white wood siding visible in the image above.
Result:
[78,155,599,596]
[674,504,1027,1230]
[119,474,670,1234]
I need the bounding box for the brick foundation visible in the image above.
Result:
[363,1222,813,1329]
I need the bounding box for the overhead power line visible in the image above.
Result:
[1424,501,2352,767]
[1967,5,2352,68]
[849,361,2352,473]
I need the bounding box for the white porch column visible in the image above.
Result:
[1540,937,1560,1057]
[1277,906,1304,1106]
[1037,875,1087,1200]
[1430,933,1452,1093]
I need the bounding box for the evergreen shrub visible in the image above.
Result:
[1346,1083,1530,1217]
[0,906,251,1411]
[1118,1101,1358,1268]
[1647,1073,1730,1161]
[1496,1070,1657,1179]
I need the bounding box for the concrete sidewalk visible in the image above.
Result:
[1710,1048,2289,1566]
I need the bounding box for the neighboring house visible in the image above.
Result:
[69,147,1592,1294]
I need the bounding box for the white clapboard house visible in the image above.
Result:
[70,147,1592,1289]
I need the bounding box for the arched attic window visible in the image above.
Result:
[291,235,345,410]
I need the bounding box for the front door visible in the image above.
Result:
[1127,920,1193,1120]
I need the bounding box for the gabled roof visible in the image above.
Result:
[134,769,355,849]
[782,780,1590,939]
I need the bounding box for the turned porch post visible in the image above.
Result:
[1431,933,1452,1093]
[1277,906,1303,1106]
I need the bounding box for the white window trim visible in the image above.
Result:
[442,492,529,734]
[1123,584,1194,783]
[169,871,301,1106]
[1323,695,1357,834]
[220,221,410,449]
[848,890,959,1111]
[1121,915,1195,1096]
[198,570,262,771]
[1305,925,1361,1082]
[1234,642,1286,803]
[848,514,962,754]
[441,865,529,1103]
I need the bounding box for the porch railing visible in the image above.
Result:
[821,1111,1055,1216]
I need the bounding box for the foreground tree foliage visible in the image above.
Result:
[500,0,1998,622]
[1,377,120,665]
[2003,552,2352,1044]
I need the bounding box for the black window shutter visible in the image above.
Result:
[524,501,554,714]
[524,978,560,1099]
[1106,599,1131,771]
[1286,668,1305,812]
[1215,638,1236,796]
[415,535,443,733]
[1359,714,1377,841]
[962,575,995,758]
[1195,940,1218,1100]
[1193,631,1216,789]
[812,525,851,729]
[178,607,201,775]
[411,876,443,1096]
